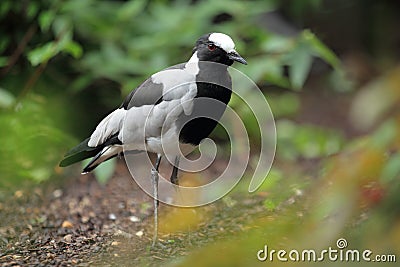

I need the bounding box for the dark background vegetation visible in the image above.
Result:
[1,0,400,266]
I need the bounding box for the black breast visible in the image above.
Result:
[177,63,232,145]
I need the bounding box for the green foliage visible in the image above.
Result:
[0,96,75,187]
[0,88,15,108]
[93,158,116,185]
[276,120,345,160]
[285,30,341,90]
[267,92,300,117]
[27,31,82,66]
[1,0,338,94]
[0,0,339,185]
[257,168,283,192]
[381,152,400,184]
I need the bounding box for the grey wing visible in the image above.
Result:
[89,63,194,149]
[120,63,186,110]
[120,78,164,110]
[89,78,165,147]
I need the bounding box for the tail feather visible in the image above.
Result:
[82,146,119,173]
[81,147,141,173]
[59,138,101,167]
[59,134,123,171]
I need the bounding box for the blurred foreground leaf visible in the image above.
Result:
[0,95,75,187]
[166,119,400,267]
[0,88,15,108]
[350,66,400,130]
[93,157,116,185]
[276,120,345,160]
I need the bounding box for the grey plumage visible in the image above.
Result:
[61,60,200,172]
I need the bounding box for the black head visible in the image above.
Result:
[192,33,247,66]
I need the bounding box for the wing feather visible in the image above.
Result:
[88,108,125,147]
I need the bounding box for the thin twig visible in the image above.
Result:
[14,61,48,107]
[1,24,37,77]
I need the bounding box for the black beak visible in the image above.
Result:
[228,50,247,65]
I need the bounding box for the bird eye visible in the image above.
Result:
[207,44,216,51]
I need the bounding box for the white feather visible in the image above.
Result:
[89,56,199,158]
[209,33,235,53]
[88,108,126,147]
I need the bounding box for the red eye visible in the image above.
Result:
[208,44,216,51]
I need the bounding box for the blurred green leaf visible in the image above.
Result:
[27,1,39,19]
[27,30,82,66]
[0,95,75,187]
[257,168,283,192]
[287,41,313,90]
[371,119,398,149]
[261,35,294,53]
[0,37,10,53]
[117,0,147,21]
[28,42,57,66]
[52,16,71,36]
[0,88,15,108]
[381,152,400,184]
[0,56,8,67]
[328,68,354,92]
[268,92,300,117]
[93,158,116,185]
[276,120,345,160]
[350,67,400,130]
[263,199,277,211]
[301,29,341,69]
[64,40,83,58]
[39,10,56,32]
[0,1,12,17]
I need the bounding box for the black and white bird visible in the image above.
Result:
[60,32,247,245]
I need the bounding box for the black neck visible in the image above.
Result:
[177,62,232,145]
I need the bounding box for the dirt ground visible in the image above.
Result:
[0,159,267,266]
[1,162,145,266]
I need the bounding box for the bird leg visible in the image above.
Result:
[151,154,162,247]
[170,156,180,185]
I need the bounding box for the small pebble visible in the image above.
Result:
[295,189,303,196]
[14,190,23,198]
[129,216,140,222]
[113,230,133,238]
[111,241,120,246]
[63,234,72,243]
[61,220,74,228]
[52,189,63,198]
[135,230,143,237]
[81,216,90,223]
[108,213,116,220]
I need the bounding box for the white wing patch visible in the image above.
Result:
[88,108,126,147]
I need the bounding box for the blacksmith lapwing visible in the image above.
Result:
[60,32,247,245]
